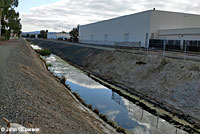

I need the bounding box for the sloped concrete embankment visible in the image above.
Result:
[31,39,200,128]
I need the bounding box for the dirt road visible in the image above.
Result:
[0,39,117,134]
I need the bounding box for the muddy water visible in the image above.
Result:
[30,44,187,134]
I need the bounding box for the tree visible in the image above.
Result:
[69,26,79,42]
[26,34,29,38]
[39,30,48,39]
[0,0,18,8]
[7,9,22,36]
[0,0,21,39]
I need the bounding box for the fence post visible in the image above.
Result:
[163,39,166,58]
[184,41,187,60]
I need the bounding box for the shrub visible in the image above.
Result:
[73,92,81,100]
[100,114,108,122]
[38,49,51,56]
[117,126,126,134]
[72,92,87,106]
[108,120,117,128]
[60,75,66,85]
[93,108,100,115]
[87,104,93,110]
[47,63,52,67]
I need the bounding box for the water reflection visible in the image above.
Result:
[30,44,41,50]
[46,55,106,89]
[44,54,187,134]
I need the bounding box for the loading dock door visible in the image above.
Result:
[145,33,149,48]
[124,33,129,43]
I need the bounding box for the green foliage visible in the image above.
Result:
[69,25,79,42]
[30,34,36,38]
[0,0,18,8]
[47,63,52,67]
[116,126,126,134]
[0,0,21,39]
[38,49,51,56]
[38,30,48,39]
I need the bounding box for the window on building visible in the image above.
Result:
[124,33,129,42]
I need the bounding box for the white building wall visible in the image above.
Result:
[47,33,57,39]
[47,33,70,40]
[158,28,200,41]
[79,11,152,47]
[56,33,70,39]
[150,10,200,39]
[80,10,200,48]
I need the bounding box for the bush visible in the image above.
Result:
[38,49,51,56]
[100,114,108,122]
[93,108,100,115]
[60,75,66,85]
[72,92,87,106]
[87,104,93,110]
[47,63,52,67]
[72,92,81,100]
[117,126,126,134]
[108,120,117,128]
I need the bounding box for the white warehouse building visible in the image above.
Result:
[79,9,200,48]
[47,32,70,40]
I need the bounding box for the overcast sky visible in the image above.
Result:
[16,0,200,32]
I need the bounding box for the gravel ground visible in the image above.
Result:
[0,39,118,134]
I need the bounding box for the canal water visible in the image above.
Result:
[31,44,187,134]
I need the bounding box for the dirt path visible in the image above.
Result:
[0,39,117,134]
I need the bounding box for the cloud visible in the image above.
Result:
[105,110,120,120]
[20,0,200,32]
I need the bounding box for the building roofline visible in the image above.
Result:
[152,9,200,16]
[80,10,152,27]
[80,9,200,27]
[159,27,200,31]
